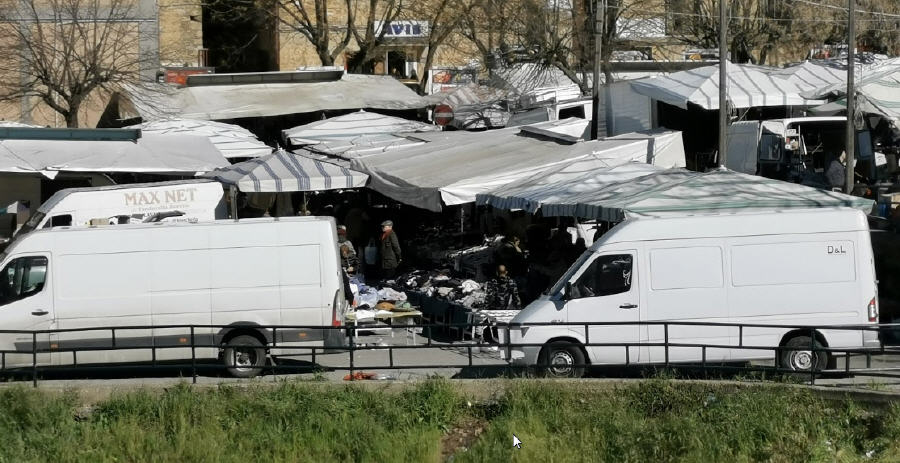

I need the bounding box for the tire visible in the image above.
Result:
[223,334,266,378]
[779,335,828,374]
[536,341,586,378]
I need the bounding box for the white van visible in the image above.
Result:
[17,179,227,235]
[0,217,347,377]
[504,208,880,378]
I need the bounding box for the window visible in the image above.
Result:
[50,214,71,227]
[0,256,48,306]
[570,254,633,299]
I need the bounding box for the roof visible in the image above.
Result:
[803,58,900,121]
[127,119,272,159]
[545,169,874,221]
[629,61,827,110]
[282,110,437,146]
[202,149,368,192]
[0,134,229,178]
[124,74,428,121]
[595,207,869,247]
[37,179,219,213]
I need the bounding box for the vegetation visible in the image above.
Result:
[0,379,899,462]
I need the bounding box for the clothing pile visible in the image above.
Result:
[442,235,504,281]
[391,269,488,309]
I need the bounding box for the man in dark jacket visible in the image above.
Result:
[379,220,402,280]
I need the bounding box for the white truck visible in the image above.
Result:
[0,217,348,377]
[16,179,227,236]
[504,208,880,378]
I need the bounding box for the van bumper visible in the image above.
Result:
[863,328,881,349]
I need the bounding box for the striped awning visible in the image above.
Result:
[203,150,368,192]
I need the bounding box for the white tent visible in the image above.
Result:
[767,61,846,89]
[476,160,665,213]
[283,110,438,146]
[803,59,900,121]
[203,150,368,192]
[540,169,874,220]
[127,119,272,159]
[123,74,428,121]
[0,134,229,178]
[350,121,685,211]
[629,62,827,110]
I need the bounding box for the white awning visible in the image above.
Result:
[124,74,428,121]
[0,134,229,178]
[540,169,874,220]
[350,121,684,211]
[629,62,827,110]
[127,119,272,158]
[203,150,368,192]
[803,58,900,121]
[283,110,438,146]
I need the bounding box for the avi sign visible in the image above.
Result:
[373,20,430,38]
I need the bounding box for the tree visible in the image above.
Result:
[402,0,466,92]
[275,0,355,67]
[0,0,152,127]
[345,0,403,73]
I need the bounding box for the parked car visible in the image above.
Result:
[0,217,348,377]
[503,208,880,377]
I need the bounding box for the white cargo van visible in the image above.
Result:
[0,217,347,377]
[16,179,226,235]
[504,208,880,378]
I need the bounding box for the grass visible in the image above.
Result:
[0,380,899,462]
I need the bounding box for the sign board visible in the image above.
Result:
[374,20,430,38]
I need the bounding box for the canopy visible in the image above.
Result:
[629,62,827,110]
[350,121,685,211]
[203,150,368,192]
[767,61,846,89]
[539,169,874,221]
[283,110,437,146]
[803,59,900,121]
[127,119,272,158]
[477,160,664,212]
[0,134,229,178]
[122,74,428,121]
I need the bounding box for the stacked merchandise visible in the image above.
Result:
[391,269,487,309]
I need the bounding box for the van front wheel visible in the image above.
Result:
[536,342,586,378]
[780,336,827,373]
[223,335,266,378]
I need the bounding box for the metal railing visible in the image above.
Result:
[0,320,897,387]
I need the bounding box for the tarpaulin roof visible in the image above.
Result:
[803,58,900,121]
[767,61,846,89]
[0,134,229,178]
[283,110,438,146]
[477,161,664,213]
[629,62,827,110]
[127,118,272,158]
[122,74,428,121]
[203,149,368,192]
[539,168,874,220]
[350,120,686,211]
[423,82,512,107]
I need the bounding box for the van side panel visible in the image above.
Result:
[150,227,213,361]
[277,221,330,345]
[53,231,153,365]
[643,242,730,363]
[728,232,865,360]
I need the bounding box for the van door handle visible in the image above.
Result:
[31,309,49,316]
[619,304,638,309]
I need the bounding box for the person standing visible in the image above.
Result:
[336,225,355,255]
[379,220,402,280]
[485,265,522,310]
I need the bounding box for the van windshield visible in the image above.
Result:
[547,250,594,296]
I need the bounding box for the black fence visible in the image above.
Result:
[0,320,898,387]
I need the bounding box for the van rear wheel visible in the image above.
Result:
[536,342,586,378]
[780,335,828,374]
[223,335,266,378]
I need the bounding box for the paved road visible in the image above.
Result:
[3,328,900,391]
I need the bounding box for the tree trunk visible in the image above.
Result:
[64,108,79,128]
[418,46,438,95]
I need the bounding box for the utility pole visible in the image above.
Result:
[717,0,728,168]
[845,0,856,194]
[591,0,604,140]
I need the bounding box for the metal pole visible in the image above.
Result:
[591,0,604,140]
[845,0,856,194]
[717,0,728,168]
